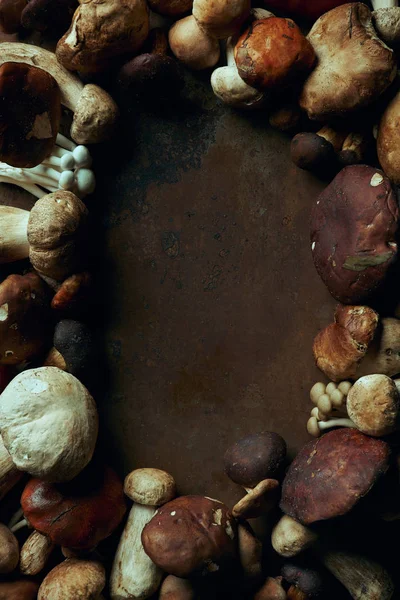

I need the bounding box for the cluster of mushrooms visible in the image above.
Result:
[1,0,400,598]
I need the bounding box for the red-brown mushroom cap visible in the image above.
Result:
[311,165,399,304]
[21,465,127,550]
[0,62,61,168]
[142,495,237,577]
[234,17,316,91]
[0,0,27,34]
[280,429,390,525]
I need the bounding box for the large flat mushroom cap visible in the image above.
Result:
[280,428,390,525]
[300,3,396,120]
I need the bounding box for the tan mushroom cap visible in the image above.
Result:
[38,559,105,600]
[169,15,220,70]
[124,468,176,506]
[378,89,400,185]
[347,374,400,436]
[232,478,279,519]
[159,575,195,599]
[0,581,39,600]
[271,515,317,558]
[193,0,251,39]
[0,524,19,574]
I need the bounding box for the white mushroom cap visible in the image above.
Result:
[38,559,105,600]
[0,367,98,482]
[347,374,400,436]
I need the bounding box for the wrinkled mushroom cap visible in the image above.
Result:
[0,581,39,600]
[193,0,250,39]
[169,15,220,70]
[0,524,19,574]
[311,166,399,304]
[21,0,77,33]
[300,3,396,120]
[124,468,176,506]
[224,431,287,487]
[313,305,379,381]
[234,17,315,91]
[347,374,400,437]
[28,190,88,281]
[142,495,237,577]
[280,429,390,525]
[148,0,192,17]
[38,559,105,600]
[373,8,400,47]
[0,62,61,167]
[0,367,98,481]
[71,84,119,145]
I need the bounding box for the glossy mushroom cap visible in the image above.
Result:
[0,0,27,34]
[235,17,315,91]
[21,465,126,550]
[224,431,287,487]
[310,166,399,304]
[148,0,192,17]
[0,272,51,365]
[280,429,390,525]
[0,62,61,167]
[38,559,105,600]
[21,0,77,33]
[142,495,237,577]
[0,581,39,600]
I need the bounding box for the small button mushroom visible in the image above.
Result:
[193,0,250,39]
[0,523,19,573]
[44,320,95,380]
[20,530,55,576]
[234,18,316,91]
[159,575,195,599]
[0,434,23,501]
[56,0,149,74]
[111,468,176,600]
[280,429,390,526]
[254,576,287,600]
[0,206,29,263]
[21,0,78,34]
[142,495,237,577]
[300,4,396,120]
[238,521,262,582]
[0,366,98,481]
[168,15,220,70]
[310,166,399,304]
[0,581,39,600]
[0,272,51,365]
[232,478,280,519]
[0,0,27,34]
[148,0,192,17]
[21,464,126,550]
[281,562,323,599]
[38,559,106,600]
[271,515,318,558]
[27,190,88,281]
[290,127,347,172]
[51,272,92,314]
[0,62,61,168]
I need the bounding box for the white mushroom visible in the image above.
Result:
[168,15,220,70]
[271,515,318,558]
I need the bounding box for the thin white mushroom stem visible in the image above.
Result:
[371,0,398,7]
[307,416,356,437]
[8,507,24,530]
[57,133,77,152]
[10,517,28,534]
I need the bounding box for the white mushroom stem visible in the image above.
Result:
[20,531,55,576]
[0,435,22,501]
[8,508,24,530]
[10,518,28,534]
[307,416,356,437]
[371,0,398,7]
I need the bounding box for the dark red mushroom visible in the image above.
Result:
[0,62,61,168]
[21,464,127,550]
[280,429,390,526]
[21,0,78,34]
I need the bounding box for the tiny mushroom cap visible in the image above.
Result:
[0,62,61,168]
[193,0,251,39]
[224,431,287,487]
[45,319,95,378]
[238,522,262,581]
[168,15,220,70]
[148,0,193,17]
[70,84,119,145]
[280,429,390,525]
[0,523,19,573]
[0,581,39,600]
[271,515,318,558]
[0,0,27,34]
[346,374,400,437]
[159,575,195,599]
[254,577,287,600]
[234,17,316,91]
[38,559,106,600]
[281,562,323,598]
[373,8,400,47]
[21,0,78,33]
[311,166,399,304]
[232,478,280,519]
[142,495,237,577]
[124,468,177,506]
[27,190,88,281]
[21,464,126,550]
[0,272,51,365]
[0,367,98,482]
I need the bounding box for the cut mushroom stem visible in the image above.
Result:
[0,435,22,502]
[20,531,55,576]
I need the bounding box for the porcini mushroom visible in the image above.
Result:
[51,272,92,314]
[234,17,316,91]
[377,87,400,185]
[0,523,19,573]
[0,43,119,144]
[0,207,30,263]
[254,577,287,600]
[280,428,390,525]
[56,0,149,74]
[20,530,55,576]
[44,320,94,379]
[111,468,175,600]
[38,559,106,600]
[21,0,78,34]
[0,366,98,481]
[142,495,237,577]
[290,127,347,172]
[310,165,399,304]
[0,0,27,34]
[0,581,39,600]
[193,0,250,39]
[168,15,220,70]
[0,434,22,500]
[232,478,280,519]
[338,132,370,166]
[272,515,318,558]
[300,3,396,120]
[159,575,195,599]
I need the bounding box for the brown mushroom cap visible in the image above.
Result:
[21,0,77,33]
[28,190,89,281]
[159,575,195,599]
[0,0,27,34]
[310,165,399,304]
[290,132,336,172]
[71,84,119,145]
[313,305,379,382]
[193,0,250,39]
[0,581,39,600]
[300,3,396,120]
[347,374,400,437]
[0,62,61,168]
[224,431,287,487]
[124,468,176,506]
[280,429,390,525]
[0,524,19,573]
[234,17,316,91]
[254,577,287,600]
[148,0,192,17]
[377,88,400,186]
[142,495,237,577]
[0,272,51,365]
[168,15,220,70]
[38,559,105,600]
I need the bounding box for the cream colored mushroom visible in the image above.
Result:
[38,559,105,600]
[0,43,118,144]
[193,0,251,39]
[168,15,220,70]
[20,531,55,576]
[271,515,317,558]
[0,367,98,482]
[0,524,19,574]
